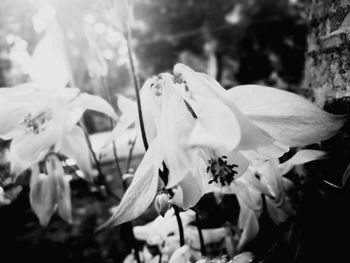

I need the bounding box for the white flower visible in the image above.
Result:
[0,83,117,179]
[103,63,345,227]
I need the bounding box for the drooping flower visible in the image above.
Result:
[103,63,345,227]
[0,82,118,179]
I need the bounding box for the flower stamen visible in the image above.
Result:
[22,111,51,134]
[207,156,238,186]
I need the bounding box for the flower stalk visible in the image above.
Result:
[125,28,148,150]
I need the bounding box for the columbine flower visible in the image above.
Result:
[103,63,345,227]
[0,82,117,179]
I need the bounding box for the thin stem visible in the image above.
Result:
[196,212,206,256]
[126,135,137,173]
[79,121,120,202]
[173,205,185,246]
[112,141,124,177]
[100,77,124,178]
[125,29,148,151]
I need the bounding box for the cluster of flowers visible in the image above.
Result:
[0,62,346,262]
[102,64,345,262]
[0,82,117,225]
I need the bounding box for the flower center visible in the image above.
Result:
[207,156,238,186]
[22,111,51,134]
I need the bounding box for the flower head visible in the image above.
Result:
[0,83,117,179]
[102,63,345,228]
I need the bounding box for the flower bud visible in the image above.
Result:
[154,193,170,217]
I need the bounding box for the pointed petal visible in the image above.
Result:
[72,93,118,121]
[30,24,69,89]
[29,164,57,226]
[228,85,346,147]
[279,149,326,175]
[98,138,160,229]
[58,125,94,181]
[46,154,73,224]
[57,175,73,224]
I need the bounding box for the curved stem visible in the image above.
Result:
[173,205,185,246]
[125,29,148,151]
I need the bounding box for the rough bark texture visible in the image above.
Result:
[303,0,350,107]
[285,2,350,263]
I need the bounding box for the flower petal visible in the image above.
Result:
[176,64,277,152]
[278,149,326,175]
[158,85,197,188]
[186,97,242,153]
[168,245,191,263]
[16,122,59,161]
[72,92,118,121]
[228,85,346,147]
[57,125,94,181]
[29,164,58,226]
[30,24,69,89]
[46,154,73,224]
[98,138,161,229]
[0,103,28,137]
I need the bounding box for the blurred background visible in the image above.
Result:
[0,0,324,263]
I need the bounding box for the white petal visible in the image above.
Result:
[0,103,28,137]
[29,164,58,226]
[45,154,73,224]
[278,149,326,175]
[58,125,94,181]
[187,97,242,153]
[16,122,59,161]
[72,93,118,120]
[168,245,191,263]
[177,173,205,210]
[228,85,346,147]
[30,24,69,89]
[159,85,197,188]
[98,138,161,228]
[175,64,276,151]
